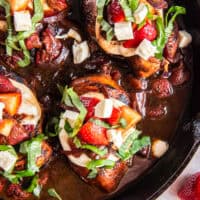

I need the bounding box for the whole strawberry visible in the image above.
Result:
[178,172,200,200]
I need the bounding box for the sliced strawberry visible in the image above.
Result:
[80,97,100,121]
[0,93,21,116]
[0,119,15,137]
[178,172,200,200]
[78,121,108,146]
[107,0,126,23]
[0,75,17,93]
[123,23,157,48]
[25,33,42,50]
[7,123,29,145]
[106,107,121,125]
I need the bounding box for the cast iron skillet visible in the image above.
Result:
[70,0,200,199]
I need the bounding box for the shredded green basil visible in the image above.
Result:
[118,129,150,160]
[128,0,139,11]
[119,118,127,128]
[87,168,98,179]
[17,40,31,67]
[62,87,87,138]
[48,188,62,200]
[20,135,45,173]
[153,6,186,59]
[89,118,111,129]
[86,159,115,171]
[100,19,114,41]
[45,117,60,137]
[119,0,134,21]
[26,175,42,197]
[73,137,108,157]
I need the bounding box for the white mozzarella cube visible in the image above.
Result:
[179,30,192,48]
[135,39,157,60]
[14,11,32,32]
[134,3,148,24]
[114,22,134,41]
[152,140,169,158]
[111,98,125,108]
[95,99,113,118]
[0,102,5,120]
[107,129,123,149]
[63,110,79,128]
[0,151,17,172]
[72,41,90,64]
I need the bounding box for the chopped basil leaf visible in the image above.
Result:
[153,17,165,59]
[73,137,108,157]
[48,188,62,200]
[118,129,141,160]
[130,136,151,155]
[97,0,111,21]
[2,170,34,184]
[26,175,42,197]
[128,0,139,11]
[119,118,127,128]
[17,40,31,67]
[64,88,87,138]
[20,135,45,173]
[90,118,111,129]
[153,6,186,59]
[45,117,60,137]
[61,86,74,107]
[64,120,73,134]
[119,0,134,21]
[101,19,114,41]
[81,145,108,157]
[118,130,151,160]
[86,159,115,171]
[87,168,98,179]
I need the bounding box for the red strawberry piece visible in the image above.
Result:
[80,97,100,121]
[106,107,121,125]
[25,33,42,50]
[107,0,126,23]
[123,23,157,48]
[178,172,200,200]
[78,121,108,146]
[0,75,17,93]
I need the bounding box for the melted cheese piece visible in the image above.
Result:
[0,151,17,172]
[10,79,41,127]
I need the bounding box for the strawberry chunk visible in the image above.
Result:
[0,93,21,116]
[0,75,17,93]
[178,172,200,200]
[106,107,121,125]
[80,97,100,121]
[7,123,29,145]
[0,119,15,137]
[107,0,126,23]
[25,33,42,50]
[78,121,108,146]
[123,23,157,48]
